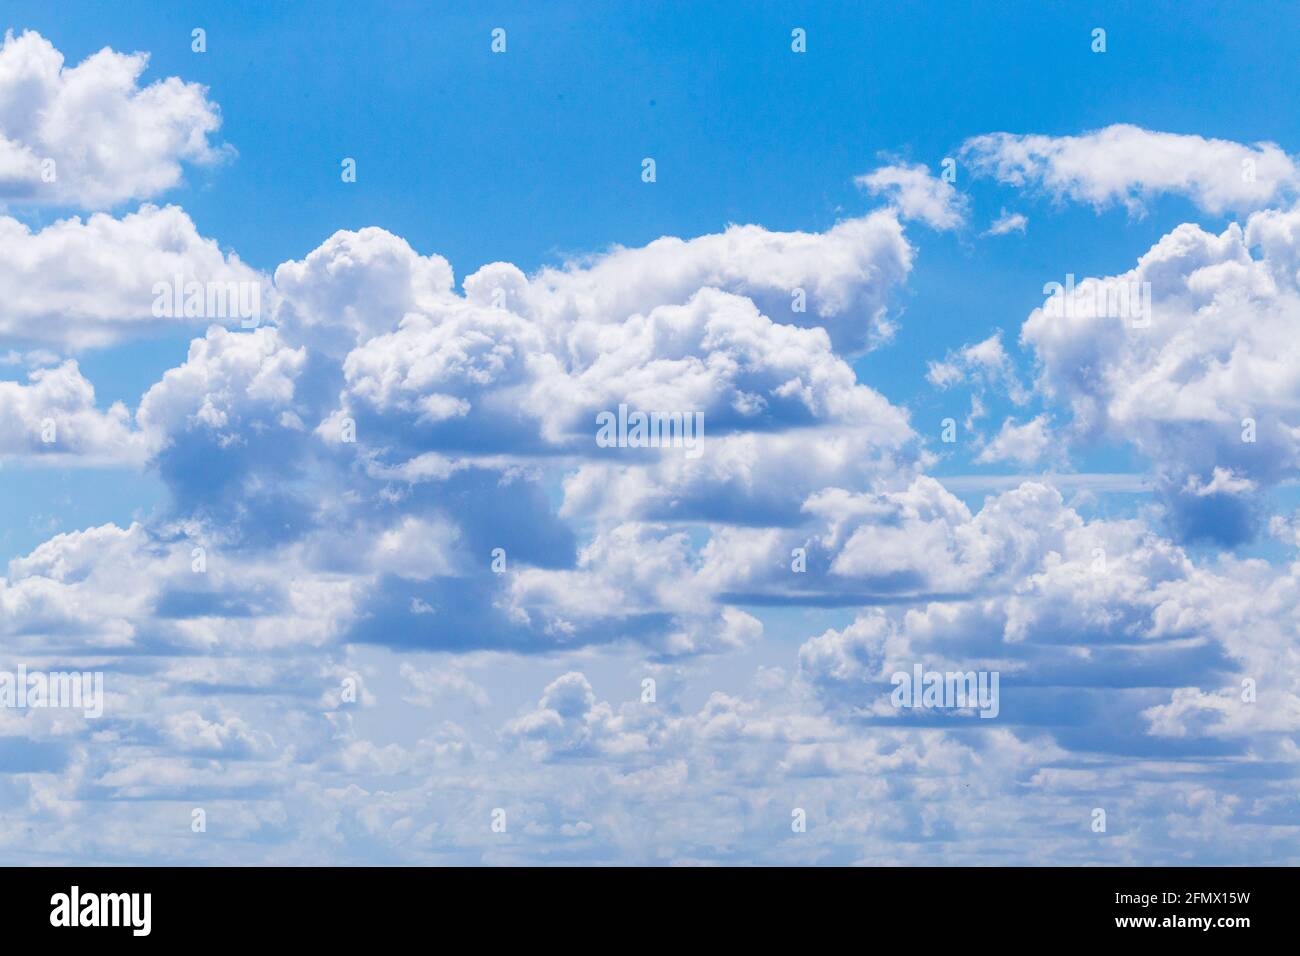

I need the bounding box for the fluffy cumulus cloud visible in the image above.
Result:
[961,124,1299,215]
[459,211,916,354]
[0,520,369,654]
[293,220,926,528]
[272,213,915,361]
[975,415,1058,467]
[3,64,1300,866]
[0,30,229,208]
[137,325,306,440]
[1021,207,1300,542]
[0,205,265,350]
[0,204,265,353]
[0,34,253,356]
[273,227,456,355]
[0,359,144,463]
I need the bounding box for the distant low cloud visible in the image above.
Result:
[984,208,1027,236]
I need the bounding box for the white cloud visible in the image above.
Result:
[162,710,275,757]
[276,212,915,362]
[975,415,1057,467]
[1021,207,1300,540]
[0,205,265,350]
[137,325,305,440]
[984,208,1027,236]
[463,212,915,354]
[273,227,456,355]
[926,330,1030,405]
[0,30,230,208]
[1268,511,1300,548]
[316,243,925,527]
[400,662,490,709]
[1183,466,1257,498]
[560,422,921,527]
[339,284,911,447]
[0,522,369,654]
[503,671,654,760]
[962,124,1298,215]
[370,516,463,580]
[0,359,145,464]
[508,523,763,656]
[856,162,967,230]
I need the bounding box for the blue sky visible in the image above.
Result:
[0,1,1298,864]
